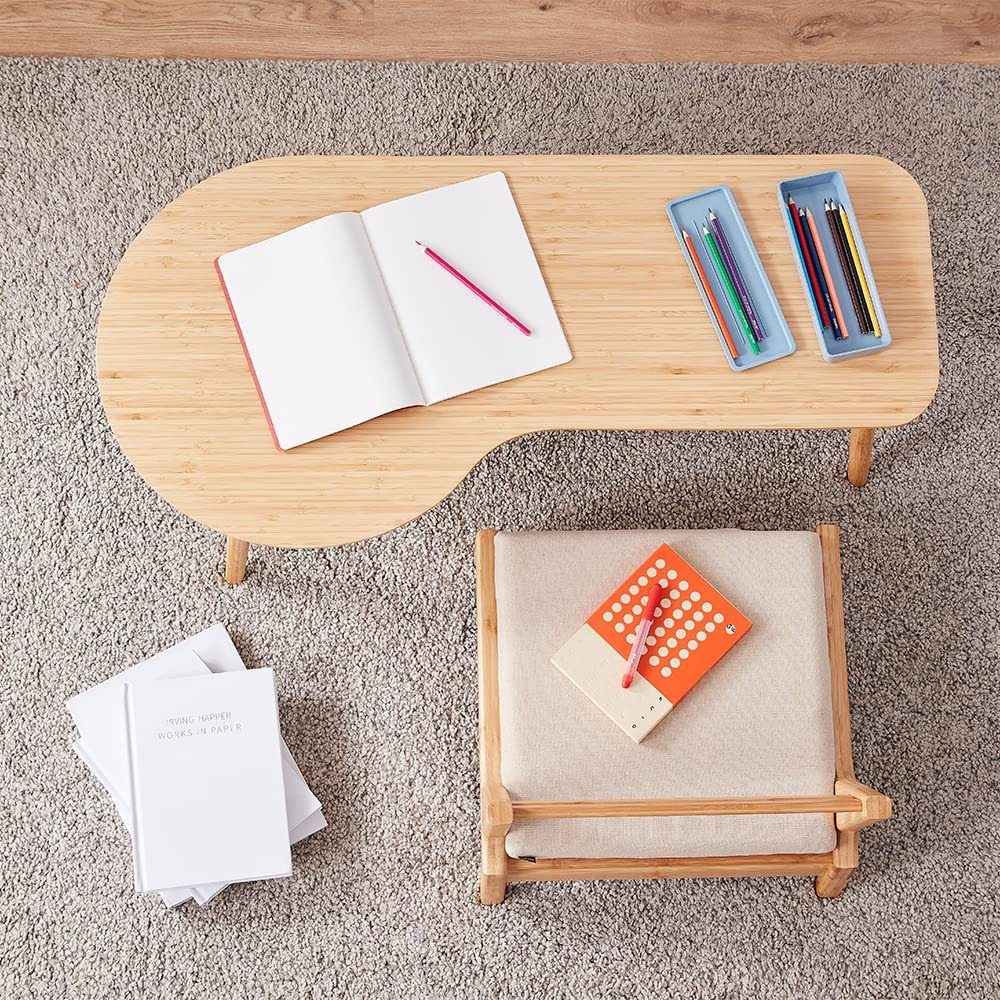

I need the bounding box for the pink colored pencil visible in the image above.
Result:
[621,582,663,688]
[415,242,531,336]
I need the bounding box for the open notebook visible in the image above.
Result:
[216,172,572,450]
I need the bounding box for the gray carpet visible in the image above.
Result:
[2,58,998,999]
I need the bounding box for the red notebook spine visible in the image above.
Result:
[214,257,284,452]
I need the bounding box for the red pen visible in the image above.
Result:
[621,582,663,688]
[416,241,531,336]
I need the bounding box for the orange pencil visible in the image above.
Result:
[805,208,849,339]
[682,227,738,359]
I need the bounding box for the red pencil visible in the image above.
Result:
[682,228,738,360]
[416,242,531,336]
[787,196,831,328]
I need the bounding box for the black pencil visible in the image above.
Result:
[825,199,872,333]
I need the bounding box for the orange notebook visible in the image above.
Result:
[550,543,752,742]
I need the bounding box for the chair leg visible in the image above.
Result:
[847,428,875,487]
[480,853,508,905]
[480,829,509,904]
[480,791,513,905]
[816,863,854,898]
[225,537,250,585]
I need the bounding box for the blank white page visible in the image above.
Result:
[217,213,423,450]
[360,172,572,404]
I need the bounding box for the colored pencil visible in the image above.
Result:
[825,199,869,333]
[701,225,759,355]
[806,208,847,340]
[682,227,739,360]
[837,204,883,338]
[415,241,531,336]
[707,209,765,342]
[805,208,848,339]
[829,199,872,333]
[800,208,843,340]
[788,202,824,333]
[788,196,830,329]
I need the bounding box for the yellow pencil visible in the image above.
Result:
[838,203,882,338]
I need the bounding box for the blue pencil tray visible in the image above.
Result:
[777,170,892,362]
[666,185,796,372]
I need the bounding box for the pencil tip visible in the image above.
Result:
[415,240,423,246]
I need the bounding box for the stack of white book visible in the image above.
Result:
[66,624,325,907]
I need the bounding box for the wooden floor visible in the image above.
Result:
[0,1,996,63]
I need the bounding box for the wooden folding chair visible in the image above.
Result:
[476,524,891,904]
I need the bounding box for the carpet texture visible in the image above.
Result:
[2,59,998,999]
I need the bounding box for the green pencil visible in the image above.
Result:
[701,224,759,356]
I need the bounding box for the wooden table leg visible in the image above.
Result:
[847,428,875,487]
[225,537,250,585]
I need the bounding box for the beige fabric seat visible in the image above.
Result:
[493,529,838,859]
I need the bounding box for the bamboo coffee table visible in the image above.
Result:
[96,155,939,583]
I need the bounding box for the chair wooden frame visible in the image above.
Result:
[476,524,891,904]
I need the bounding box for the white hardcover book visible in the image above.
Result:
[72,739,327,906]
[125,669,291,893]
[191,809,328,906]
[67,624,323,905]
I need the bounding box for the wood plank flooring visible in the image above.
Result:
[0,0,996,63]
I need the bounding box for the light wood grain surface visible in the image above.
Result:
[505,853,833,882]
[96,154,938,547]
[1,0,996,62]
[510,795,862,818]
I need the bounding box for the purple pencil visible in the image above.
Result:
[708,209,766,342]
